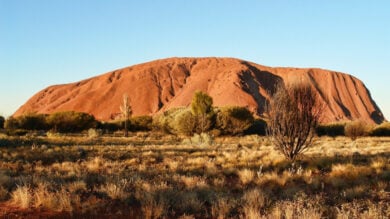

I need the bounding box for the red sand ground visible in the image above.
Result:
[14,57,384,124]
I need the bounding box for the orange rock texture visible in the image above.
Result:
[14,57,384,124]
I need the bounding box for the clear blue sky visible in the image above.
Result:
[1,1,389,119]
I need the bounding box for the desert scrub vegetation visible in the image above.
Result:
[215,106,254,136]
[4,111,98,134]
[344,120,372,140]
[266,82,322,161]
[370,122,390,137]
[4,108,389,139]
[0,135,389,218]
[190,91,215,134]
[316,122,345,137]
[0,116,5,129]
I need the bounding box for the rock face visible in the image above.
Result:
[14,57,384,124]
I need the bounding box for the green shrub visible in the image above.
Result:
[152,107,215,136]
[153,108,179,134]
[4,114,48,131]
[192,112,215,135]
[345,120,370,140]
[152,114,169,134]
[216,106,254,135]
[191,91,215,134]
[316,123,345,137]
[98,121,121,132]
[46,111,97,133]
[173,109,197,136]
[0,116,4,129]
[244,118,267,135]
[4,117,18,130]
[130,115,153,131]
[152,108,190,134]
[370,122,390,136]
[18,113,48,130]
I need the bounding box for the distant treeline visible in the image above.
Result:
[0,110,389,137]
[0,107,264,137]
[316,121,390,138]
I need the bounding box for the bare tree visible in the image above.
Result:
[266,82,322,161]
[120,94,132,137]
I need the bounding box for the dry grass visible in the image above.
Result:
[237,168,255,185]
[211,197,232,219]
[0,135,389,218]
[11,185,31,209]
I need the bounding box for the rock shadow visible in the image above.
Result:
[239,61,283,115]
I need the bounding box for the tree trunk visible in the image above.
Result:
[124,116,128,137]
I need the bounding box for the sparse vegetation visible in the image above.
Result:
[0,135,388,218]
[4,110,388,140]
[1,102,389,217]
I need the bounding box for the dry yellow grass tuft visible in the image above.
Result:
[237,168,255,185]
[11,185,31,209]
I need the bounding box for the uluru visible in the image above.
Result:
[14,57,384,124]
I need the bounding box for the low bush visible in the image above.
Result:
[173,109,197,136]
[46,111,97,133]
[370,122,390,136]
[4,114,48,131]
[152,107,257,136]
[216,106,254,135]
[98,121,121,132]
[18,113,48,130]
[345,120,370,140]
[4,117,18,130]
[153,108,215,136]
[0,116,4,129]
[152,108,186,134]
[244,118,267,135]
[152,114,169,134]
[130,115,153,131]
[88,128,103,138]
[316,123,345,137]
